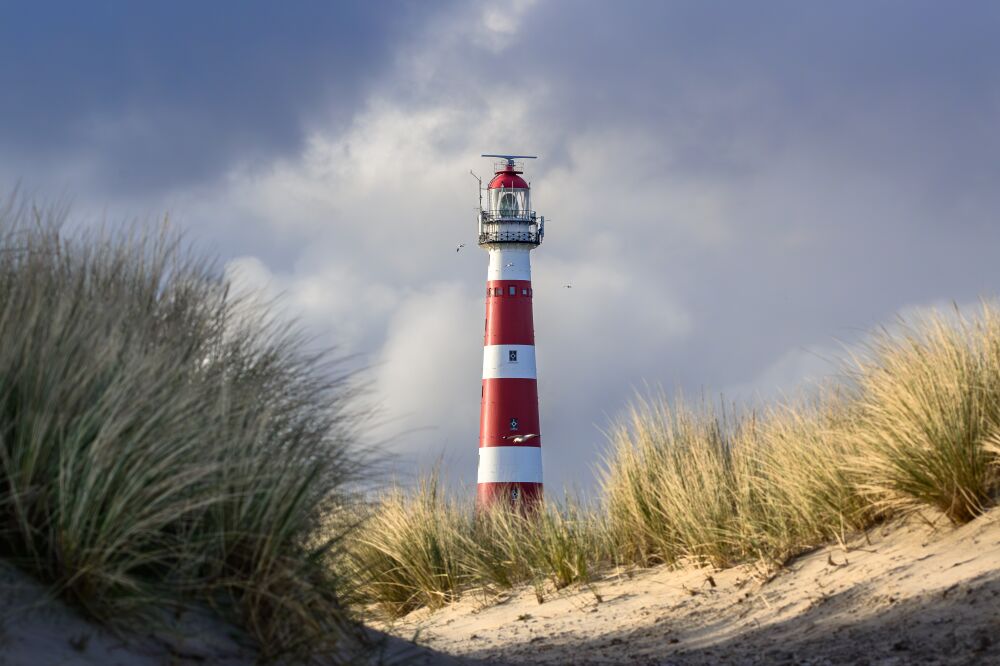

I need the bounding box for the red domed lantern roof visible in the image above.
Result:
[488,165,529,190]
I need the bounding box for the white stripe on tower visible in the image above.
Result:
[478,446,544,483]
[482,345,537,379]
[488,247,532,281]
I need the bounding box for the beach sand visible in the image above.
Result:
[387,507,1000,665]
[4,507,997,665]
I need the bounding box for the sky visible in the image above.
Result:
[2,1,1000,495]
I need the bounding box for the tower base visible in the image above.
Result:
[476,482,543,511]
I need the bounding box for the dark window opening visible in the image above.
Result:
[509,285,516,296]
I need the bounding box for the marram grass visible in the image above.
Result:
[0,196,365,660]
[733,394,871,562]
[346,472,607,618]
[600,395,743,568]
[351,304,1000,617]
[347,474,472,615]
[848,307,1000,523]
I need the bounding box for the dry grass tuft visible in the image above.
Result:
[849,306,1000,523]
[600,395,742,568]
[350,303,1000,617]
[348,297,1000,620]
[347,472,606,618]
[0,195,365,660]
[599,305,1000,573]
[346,474,472,616]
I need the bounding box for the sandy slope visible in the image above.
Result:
[0,561,465,665]
[388,508,1000,665]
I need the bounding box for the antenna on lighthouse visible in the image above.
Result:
[470,170,483,211]
[481,154,538,167]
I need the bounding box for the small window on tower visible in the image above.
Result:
[494,287,501,296]
[522,288,528,296]
[509,285,516,296]
[509,350,518,363]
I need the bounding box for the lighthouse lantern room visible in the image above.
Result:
[476,154,545,510]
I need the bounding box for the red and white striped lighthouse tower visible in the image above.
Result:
[476,154,545,510]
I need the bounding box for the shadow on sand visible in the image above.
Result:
[461,572,1000,666]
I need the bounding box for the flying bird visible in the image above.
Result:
[505,262,515,268]
[502,433,538,444]
[456,243,466,252]
[563,284,573,289]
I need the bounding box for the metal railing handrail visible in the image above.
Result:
[478,229,543,246]
[480,209,537,222]
[489,160,531,174]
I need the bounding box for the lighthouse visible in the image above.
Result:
[476,154,545,510]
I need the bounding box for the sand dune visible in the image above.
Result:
[4,508,997,664]
[0,562,466,666]
[388,507,1000,665]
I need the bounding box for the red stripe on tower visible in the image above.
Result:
[476,154,545,510]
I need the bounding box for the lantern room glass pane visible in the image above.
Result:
[489,188,530,218]
[499,192,518,217]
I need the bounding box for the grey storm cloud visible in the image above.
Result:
[356,0,1000,489]
[3,1,1000,493]
[502,1,1000,384]
[0,0,452,195]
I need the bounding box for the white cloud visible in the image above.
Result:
[166,31,727,492]
[224,255,399,355]
[723,298,989,408]
[368,282,482,458]
[480,0,538,51]
[49,3,1000,497]
[724,343,844,406]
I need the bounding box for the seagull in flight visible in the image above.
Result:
[505,262,515,268]
[456,243,466,252]
[563,284,573,289]
[502,433,538,443]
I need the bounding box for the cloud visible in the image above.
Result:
[151,1,1000,493]
[721,298,990,409]
[369,283,482,460]
[225,255,400,356]
[6,2,1000,495]
[0,1,454,196]
[203,79,703,490]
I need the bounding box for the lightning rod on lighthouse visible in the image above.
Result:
[476,154,545,510]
